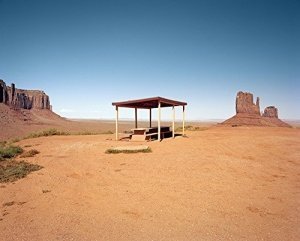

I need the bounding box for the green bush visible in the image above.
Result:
[0,145,24,160]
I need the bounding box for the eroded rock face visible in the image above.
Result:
[236,91,260,115]
[0,79,8,103]
[222,91,290,127]
[0,79,51,110]
[262,106,278,118]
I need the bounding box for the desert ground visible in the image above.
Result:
[1,125,299,241]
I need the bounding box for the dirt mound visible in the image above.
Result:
[0,103,68,140]
[0,79,71,140]
[222,113,291,127]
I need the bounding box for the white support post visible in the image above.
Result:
[149,108,152,128]
[115,106,119,140]
[158,102,161,141]
[172,106,175,138]
[135,108,138,128]
[182,105,185,136]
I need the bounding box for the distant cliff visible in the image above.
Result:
[222,91,290,127]
[0,79,51,110]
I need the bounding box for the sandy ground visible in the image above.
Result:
[0,126,300,240]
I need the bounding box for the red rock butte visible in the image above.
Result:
[0,79,51,110]
[222,91,291,127]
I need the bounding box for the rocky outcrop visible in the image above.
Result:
[0,79,8,104]
[236,91,260,115]
[222,91,291,127]
[0,79,51,110]
[262,106,278,118]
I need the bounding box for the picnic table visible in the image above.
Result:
[131,126,173,141]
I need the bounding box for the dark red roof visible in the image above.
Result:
[112,96,187,109]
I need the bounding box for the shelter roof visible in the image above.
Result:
[112,96,187,109]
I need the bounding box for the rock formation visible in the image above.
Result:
[0,79,8,104]
[236,91,260,115]
[0,79,51,110]
[262,106,278,118]
[222,91,290,127]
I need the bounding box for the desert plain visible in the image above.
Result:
[1,122,300,241]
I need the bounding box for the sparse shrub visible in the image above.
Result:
[102,130,113,134]
[4,128,114,143]
[75,130,113,135]
[76,131,95,135]
[20,149,40,158]
[105,147,152,154]
[2,201,15,207]
[175,125,209,132]
[40,128,70,137]
[24,128,70,139]
[0,141,7,147]
[0,145,23,160]
[0,160,43,183]
[10,138,20,143]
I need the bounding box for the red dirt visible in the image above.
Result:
[222,113,291,127]
[0,126,299,240]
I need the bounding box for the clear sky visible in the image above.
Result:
[0,0,299,120]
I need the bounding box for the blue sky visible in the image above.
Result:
[0,0,299,120]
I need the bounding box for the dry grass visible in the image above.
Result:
[7,129,114,143]
[175,125,209,132]
[74,130,113,135]
[101,130,114,134]
[20,149,40,158]
[2,201,15,207]
[105,147,152,154]
[0,145,23,161]
[24,129,70,139]
[0,160,43,183]
[0,144,42,183]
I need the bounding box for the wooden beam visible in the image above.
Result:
[135,108,138,128]
[182,105,185,136]
[115,106,119,140]
[172,106,175,138]
[158,102,161,141]
[149,108,152,128]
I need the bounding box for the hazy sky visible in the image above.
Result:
[0,0,299,120]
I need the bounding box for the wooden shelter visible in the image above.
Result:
[112,97,187,141]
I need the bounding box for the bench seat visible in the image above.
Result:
[130,127,173,141]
